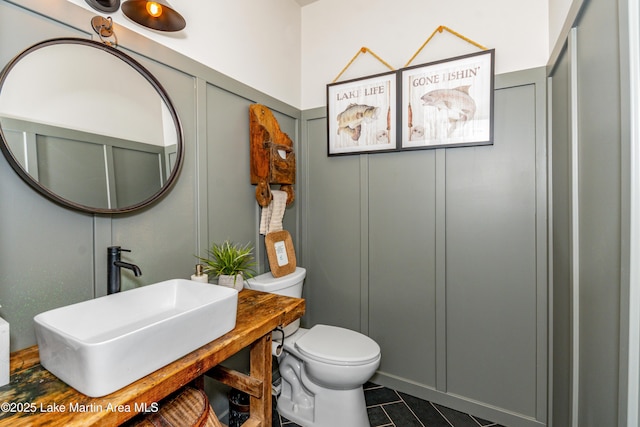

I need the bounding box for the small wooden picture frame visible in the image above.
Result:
[265,230,297,277]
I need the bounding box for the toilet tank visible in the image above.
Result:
[245,267,306,298]
[245,267,306,337]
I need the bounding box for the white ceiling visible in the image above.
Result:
[295,0,319,6]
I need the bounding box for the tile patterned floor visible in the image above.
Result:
[273,382,506,427]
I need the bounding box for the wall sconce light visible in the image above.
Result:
[85,0,120,13]
[121,0,186,32]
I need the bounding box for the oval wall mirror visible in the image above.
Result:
[0,38,184,214]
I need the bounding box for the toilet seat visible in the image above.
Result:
[294,325,380,366]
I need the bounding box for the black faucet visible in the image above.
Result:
[107,246,142,294]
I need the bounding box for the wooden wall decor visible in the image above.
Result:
[249,104,296,207]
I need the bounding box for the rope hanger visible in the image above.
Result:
[331,26,487,83]
[404,25,488,67]
[332,47,395,83]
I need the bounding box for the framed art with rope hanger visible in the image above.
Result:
[326,70,399,156]
[400,49,495,150]
[326,27,493,155]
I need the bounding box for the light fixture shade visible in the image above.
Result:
[85,0,120,13]
[121,0,186,32]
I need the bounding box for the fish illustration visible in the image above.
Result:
[338,124,362,142]
[375,129,389,144]
[337,103,379,130]
[410,125,425,140]
[421,86,476,136]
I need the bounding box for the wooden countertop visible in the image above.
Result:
[0,289,305,426]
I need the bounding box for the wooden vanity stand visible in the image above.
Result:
[0,289,305,427]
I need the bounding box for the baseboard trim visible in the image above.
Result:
[370,371,546,427]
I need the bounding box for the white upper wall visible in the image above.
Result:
[65,0,303,109]
[20,0,576,110]
[301,0,549,109]
[549,0,577,51]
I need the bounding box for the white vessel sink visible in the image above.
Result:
[34,279,238,397]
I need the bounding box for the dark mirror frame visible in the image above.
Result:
[0,37,184,214]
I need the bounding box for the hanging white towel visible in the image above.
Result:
[259,190,287,235]
[259,200,272,235]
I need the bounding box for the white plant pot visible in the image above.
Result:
[218,274,244,291]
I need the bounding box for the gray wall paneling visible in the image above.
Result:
[205,86,299,272]
[446,82,540,417]
[576,0,622,423]
[549,39,572,427]
[618,0,640,425]
[368,149,438,388]
[301,114,364,331]
[206,86,259,262]
[301,69,548,427]
[549,0,629,424]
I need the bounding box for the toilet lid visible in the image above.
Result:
[294,325,380,366]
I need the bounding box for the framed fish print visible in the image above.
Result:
[400,49,494,150]
[326,71,398,156]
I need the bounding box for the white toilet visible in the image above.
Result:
[245,267,381,427]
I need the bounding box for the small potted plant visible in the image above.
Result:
[197,240,256,291]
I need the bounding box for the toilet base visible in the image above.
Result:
[277,385,369,427]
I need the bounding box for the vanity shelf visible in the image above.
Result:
[0,289,305,427]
